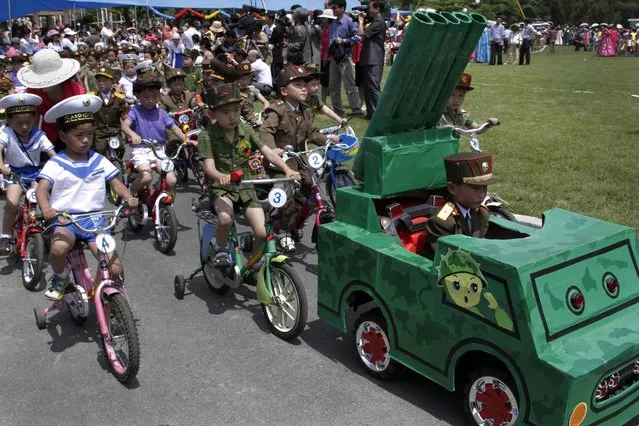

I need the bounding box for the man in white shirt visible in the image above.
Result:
[182,22,200,50]
[520,19,541,65]
[489,17,505,65]
[100,22,114,42]
[248,49,273,96]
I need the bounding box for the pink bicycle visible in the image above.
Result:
[33,204,140,383]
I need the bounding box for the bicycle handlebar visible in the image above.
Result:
[134,139,186,161]
[40,203,131,234]
[451,118,500,137]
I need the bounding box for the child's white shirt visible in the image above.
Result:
[38,150,119,214]
[0,126,53,168]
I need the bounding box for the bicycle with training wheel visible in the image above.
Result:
[451,118,515,221]
[33,203,140,384]
[168,106,207,190]
[106,135,126,205]
[123,139,183,254]
[173,171,308,341]
[3,172,46,290]
[318,123,359,206]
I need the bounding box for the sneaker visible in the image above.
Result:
[0,237,13,256]
[279,235,296,253]
[212,249,231,268]
[45,275,69,301]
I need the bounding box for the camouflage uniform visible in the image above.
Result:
[425,152,495,255]
[308,94,324,120]
[161,68,199,156]
[438,108,474,129]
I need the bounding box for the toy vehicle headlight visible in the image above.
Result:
[160,159,175,173]
[108,137,120,149]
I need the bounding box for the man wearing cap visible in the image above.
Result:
[424,152,494,256]
[61,28,79,52]
[93,66,129,157]
[439,73,478,131]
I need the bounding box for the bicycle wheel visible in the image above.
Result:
[98,293,140,383]
[107,159,124,206]
[326,167,356,207]
[261,262,307,340]
[22,233,45,291]
[155,205,178,254]
[202,241,230,295]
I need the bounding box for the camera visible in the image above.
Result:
[352,0,369,11]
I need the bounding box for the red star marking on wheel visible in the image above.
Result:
[361,328,387,365]
[476,383,513,426]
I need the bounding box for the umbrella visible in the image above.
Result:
[590,23,599,28]
[579,23,588,27]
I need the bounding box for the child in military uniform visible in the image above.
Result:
[260,64,340,251]
[305,64,346,123]
[160,67,199,155]
[438,72,478,130]
[93,66,129,157]
[181,49,201,93]
[424,152,495,256]
[235,61,270,111]
[0,57,14,98]
[198,83,300,266]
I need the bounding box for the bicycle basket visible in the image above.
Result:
[326,134,359,162]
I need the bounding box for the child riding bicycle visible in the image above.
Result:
[0,93,56,255]
[36,94,138,301]
[198,82,300,267]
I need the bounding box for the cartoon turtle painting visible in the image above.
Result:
[437,249,513,331]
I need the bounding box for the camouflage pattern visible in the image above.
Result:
[317,10,639,426]
[438,108,474,130]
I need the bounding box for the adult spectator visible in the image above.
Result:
[183,21,200,50]
[309,10,322,66]
[61,28,78,52]
[489,17,505,65]
[262,15,275,38]
[87,27,101,47]
[357,0,386,119]
[165,32,185,68]
[46,30,63,52]
[548,26,557,53]
[318,8,336,103]
[289,8,314,65]
[270,14,291,86]
[6,38,20,57]
[520,19,540,65]
[18,49,85,152]
[328,0,363,117]
[100,21,114,42]
[248,49,273,96]
[503,24,511,57]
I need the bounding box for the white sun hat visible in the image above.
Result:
[318,9,336,19]
[17,49,80,89]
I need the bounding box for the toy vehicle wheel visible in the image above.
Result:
[155,205,178,254]
[354,309,402,379]
[98,293,140,383]
[34,308,47,330]
[488,206,516,221]
[174,275,186,300]
[66,286,89,326]
[128,204,145,232]
[203,242,229,295]
[22,233,45,291]
[108,159,124,205]
[326,167,356,207]
[463,367,520,426]
[261,262,307,340]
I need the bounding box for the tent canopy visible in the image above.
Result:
[0,0,327,22]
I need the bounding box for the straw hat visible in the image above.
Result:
[211,21,225,33]
[17,49,80,89]
[318,9,336,19]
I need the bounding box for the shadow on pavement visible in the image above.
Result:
[301,318,465,425]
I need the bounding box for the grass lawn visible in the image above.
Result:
[316,46,639,230]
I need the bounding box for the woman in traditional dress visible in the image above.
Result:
[597,24,617,56]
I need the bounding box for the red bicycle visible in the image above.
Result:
[168,106,207,190]
[4,173,46,290]
[123,140,183,254]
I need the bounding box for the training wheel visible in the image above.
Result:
[174,275,186,300]
[34,308,47,330]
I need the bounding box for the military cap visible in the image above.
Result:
[165,67,186,82]
[443,152,496,186]
[133,71,162,93]
[134,59,154,75]
[95,66,115,80]
[183,49,200,59]
[205,82,243,110]
[304,62,322,78]
[456,72,474,91]
[202,57,241,82]
[276,64,313,88]
[119,53,138,66]
[0,93,42,116]
[43,94,101,129]
[234,62,253,76]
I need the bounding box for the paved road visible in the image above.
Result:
[0,177,464,426]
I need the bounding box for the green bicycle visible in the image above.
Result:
[173,171,308,340]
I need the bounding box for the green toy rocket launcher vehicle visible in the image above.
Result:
[317,10,639,426]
